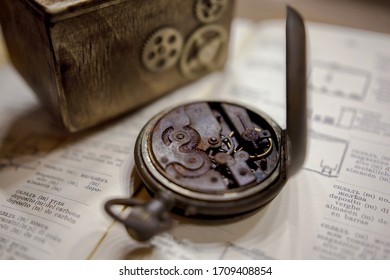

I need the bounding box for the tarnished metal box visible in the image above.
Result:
[0,0,234,132]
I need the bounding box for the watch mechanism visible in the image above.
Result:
[104,6,306,243]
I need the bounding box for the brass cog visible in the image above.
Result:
[142,27,184,72]
[180,24,228,80]
[195,0,228,23]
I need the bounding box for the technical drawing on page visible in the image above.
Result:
[337,107,357,129]
[309,106,357,130]
[308,61,371,101]
[304,131,349,178]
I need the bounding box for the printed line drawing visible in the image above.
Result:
[309,106,357,130]
[309,61,371,101]
[304,131,349,178]
[337,107,357,129]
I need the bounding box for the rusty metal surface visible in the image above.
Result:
[149,102,279,194]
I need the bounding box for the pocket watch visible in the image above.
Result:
[105,6,307,242]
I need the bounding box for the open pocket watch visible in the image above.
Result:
[105,7,307,242]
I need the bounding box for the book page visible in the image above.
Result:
[91,19,390,260]
[0,65,131,259]
[0,57,224,259]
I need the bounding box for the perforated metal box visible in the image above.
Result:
[0,0,234,132]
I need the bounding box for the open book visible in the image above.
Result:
[1,18,389,259]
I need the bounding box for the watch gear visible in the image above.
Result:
[195,0,228,23]
[142,27,184,72]
[180,24,228,80]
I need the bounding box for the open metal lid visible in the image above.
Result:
[285,6,307,177]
